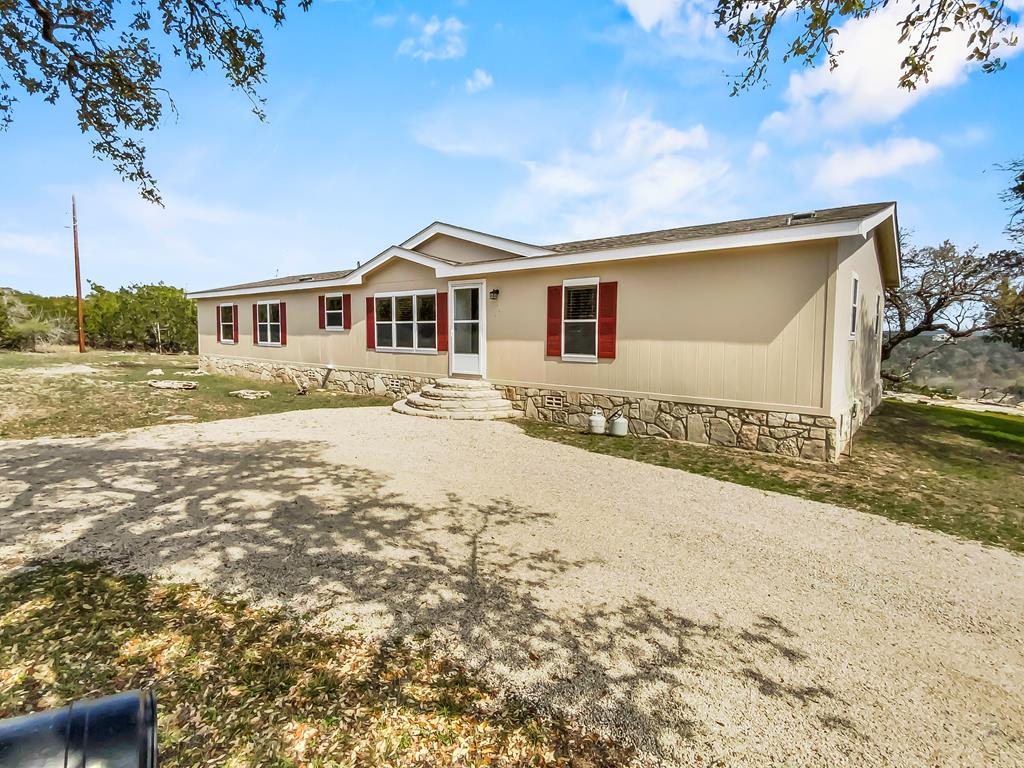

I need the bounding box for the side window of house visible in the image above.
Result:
[325,295,344,329]
[219,305,234,343]
[875,294,882,336]
[850,274,859,338]
[257,301,282,344]
[563,280,598,358]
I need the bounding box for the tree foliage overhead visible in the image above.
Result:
[84,282,196,351]
[882,237,1024,380]
[714,0,1019,94]
[0,0,309,203]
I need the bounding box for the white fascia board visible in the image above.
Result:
[855,205,896,237]
[401,222,554,257]
[187,278,352,300]
[341,246,447,285]
[186,247,445,299]
[432,217,875,277]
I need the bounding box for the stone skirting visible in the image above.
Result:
[199,355,434,400]
[501,385,839,462]
[199,355,840,462]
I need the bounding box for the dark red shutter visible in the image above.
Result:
[342,293,352,330]
[252,304,258,344]
[597,281,617,359]
[365,296,375,349]
[546,285,562,357]
[216,306,222,343]
[318,295,326,330]
[232,305,239,343]
[279,302,287,345]
[436,292,448,352]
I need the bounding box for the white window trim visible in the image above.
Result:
[448,279,487,377]
[324,292,345,332]
[255,299,283,347]
[373,289,438,354]
[217,302,236,345]
[562,277,599,363]
[849,273,860,339]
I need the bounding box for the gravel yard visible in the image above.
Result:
[1,407,1022,766]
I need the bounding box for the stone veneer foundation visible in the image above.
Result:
[500,386,839,462]
[200,355,841,462]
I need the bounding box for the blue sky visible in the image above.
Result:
[1,0,1022,295]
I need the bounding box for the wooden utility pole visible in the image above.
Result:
[72,195,85,352]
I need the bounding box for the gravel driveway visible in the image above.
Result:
[1,407,1021,766]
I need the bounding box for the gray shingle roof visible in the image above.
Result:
[196,269,353,294]
[544,202,895,255]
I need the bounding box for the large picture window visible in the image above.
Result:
[257,301,282,345]
[375,291,436,352]
[563,278,598,359]
[218,304,235,344]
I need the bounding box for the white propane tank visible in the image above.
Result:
[588,408,607,435]
[608,412,629,437]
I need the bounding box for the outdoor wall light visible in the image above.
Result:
[489,288,500,300]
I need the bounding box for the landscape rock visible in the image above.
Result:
[175,370,210,377]
[147,379,197,390]
[146,368,164,375]
[229,389,271,400]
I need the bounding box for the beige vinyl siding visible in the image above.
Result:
[475,241,832,411]
[829,232,885,426]
[198,241,835,412]
[417,234,516,264]
[197,259,450,378]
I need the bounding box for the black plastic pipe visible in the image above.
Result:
[0,690,157,768]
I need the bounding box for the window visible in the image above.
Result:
[257,301,282,345]
[563,278,598,359]
[218,304,235,344]
[849,274,860,338]
[325,294,344,330]
[374,291,436,352]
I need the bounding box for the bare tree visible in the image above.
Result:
[883,238,1024,381]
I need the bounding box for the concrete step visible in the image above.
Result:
[393,400,519,420]
[432,377,495,390]
[406,393,514,411]
[419,385,503,401]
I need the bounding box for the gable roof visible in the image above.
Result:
[545,202,895,255]
[186,201,899,299]
[402,222,553,258]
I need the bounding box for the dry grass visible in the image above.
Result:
[0,349,389,440]
[521,400,1024,552]
[0,562,631,767]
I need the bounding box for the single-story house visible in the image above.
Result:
[186,201,900,462]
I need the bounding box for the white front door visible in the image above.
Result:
[449,281,485,376]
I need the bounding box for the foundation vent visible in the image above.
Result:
[543,395,565,409]
[383,377,403,391]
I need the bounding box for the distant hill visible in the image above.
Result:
[1,287,77,318]
[884,333,1024,398]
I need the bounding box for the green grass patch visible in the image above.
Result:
[0,349,390,439]
[521,401,1024,552]
[0,561,629,767]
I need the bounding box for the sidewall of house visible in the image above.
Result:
[829,233,886,454]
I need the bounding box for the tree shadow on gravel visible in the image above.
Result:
[0,436,858,762]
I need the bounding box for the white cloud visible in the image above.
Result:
[610,0,726,61]
[505,113,732,240]
[465,68,493,94]
[372,14,398,28]
[398,16,467,62]
[813,137,940,190]
[749,141,770,162]
[0,232,62,257]
[764,2,1023,133]
[615,0,685,31]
